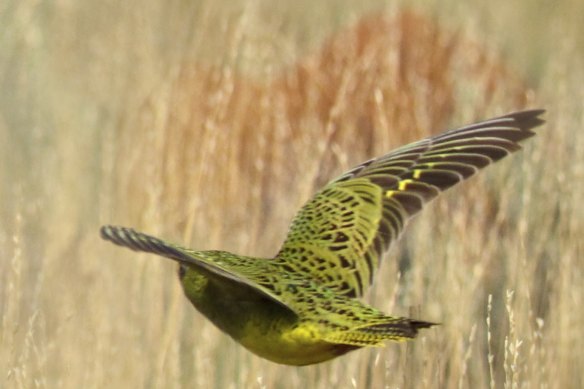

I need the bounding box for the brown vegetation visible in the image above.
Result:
[2,3,582,388]
[116,9,532,242]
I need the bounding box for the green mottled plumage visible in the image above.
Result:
[101,109,544,365]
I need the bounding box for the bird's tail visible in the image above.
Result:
[324,317,437,347]
[358,318,437,340]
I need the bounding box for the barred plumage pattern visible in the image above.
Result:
[101,109,544,365]
[276,110,544,297]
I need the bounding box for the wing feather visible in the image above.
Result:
[276,109,545,297]
[100,225,297,314]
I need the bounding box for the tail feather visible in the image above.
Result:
[410,319,438,330]
[360,318,438,339]
[325,317,437,347]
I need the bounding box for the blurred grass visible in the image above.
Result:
[1,1,583,388]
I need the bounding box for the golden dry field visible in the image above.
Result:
[1,1,583,388]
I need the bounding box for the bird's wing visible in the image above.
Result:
[100,225,298,315]
[276,109,545,297]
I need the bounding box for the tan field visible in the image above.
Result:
[1,1,582,388]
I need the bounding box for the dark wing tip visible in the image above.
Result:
[100,224,116,240]
[438,108,546,143]
[100,224,121,242]
[100,225,171,255]
[100,225,137,246]
[502,108,546,133]
[503,108,545,121]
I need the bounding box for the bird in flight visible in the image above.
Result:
[101,109,544,365]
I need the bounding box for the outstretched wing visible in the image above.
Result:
[275,109,545,298]
[100,225,298,315]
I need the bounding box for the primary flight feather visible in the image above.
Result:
[101,109,544,365]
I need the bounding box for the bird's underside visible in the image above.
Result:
[101,109,545,365]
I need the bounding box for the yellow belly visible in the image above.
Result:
[238,321,358,366]
[180,267,359,365]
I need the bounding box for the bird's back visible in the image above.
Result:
[101,225,431,365]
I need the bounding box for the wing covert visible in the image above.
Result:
[276,109,545,297]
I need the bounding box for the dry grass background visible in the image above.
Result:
[1,1,583,388]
